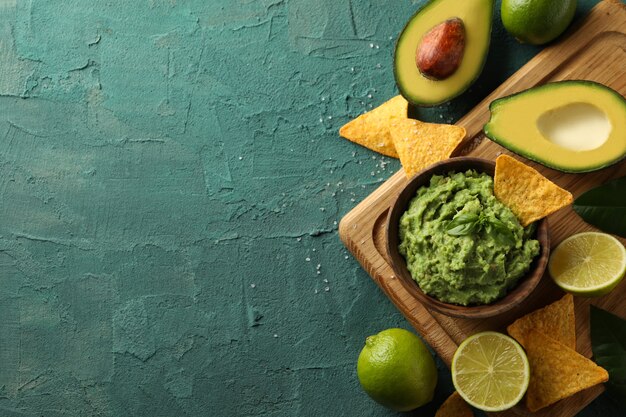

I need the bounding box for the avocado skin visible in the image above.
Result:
[483,80,626,173]
[393,0,495,107]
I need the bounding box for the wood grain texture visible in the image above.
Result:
[339,2,626,416]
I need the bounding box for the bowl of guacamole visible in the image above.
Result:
[386,157,549,319]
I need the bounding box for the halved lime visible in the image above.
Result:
[548,232,626,296]
[452,331,529,412]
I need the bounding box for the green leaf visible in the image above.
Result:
[446,222,476,236]
[574,176,626,238]
[488,218,516,246]
[590,305,626,407]
[446,214,478,236]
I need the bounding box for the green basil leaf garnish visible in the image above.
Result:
[446,214,479,236]
[446,222,477,236]
[489,218,516,246]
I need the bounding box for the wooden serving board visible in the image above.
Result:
[339,2,626,416]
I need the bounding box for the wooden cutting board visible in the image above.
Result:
[339,2,626,416]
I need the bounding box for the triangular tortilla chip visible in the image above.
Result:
[338,95,407,158]
[525,330,609,412]
[435,391,473,417]
[494,155,573,226]
[389,118,466,178]
[507,294,576,350]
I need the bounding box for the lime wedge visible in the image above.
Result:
[548,232,626,296]
[452,332,529,412]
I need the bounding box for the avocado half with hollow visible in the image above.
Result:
[484,81,626,173]
[394,0,495,106]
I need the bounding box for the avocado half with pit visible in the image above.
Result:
[484,81,626,173]
[394,0,495,106]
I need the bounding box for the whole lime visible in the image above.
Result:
[501,0,577,45]
[356,328,437,412]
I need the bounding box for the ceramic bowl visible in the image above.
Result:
[386,157,550,319]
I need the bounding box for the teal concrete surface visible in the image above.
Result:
[0,0,621,416]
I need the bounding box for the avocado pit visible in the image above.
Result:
[416,18,466,80]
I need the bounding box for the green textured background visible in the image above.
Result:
[0,0,620,416]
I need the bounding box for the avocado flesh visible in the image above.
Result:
[484,81,626,173]
[394,0,494,106]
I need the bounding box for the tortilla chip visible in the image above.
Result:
[494,155,573,226]
[338,95,408,158]
[389,118,466,178]
[507,294,576,350]
[525,330,609,412]
[435,391,473,417]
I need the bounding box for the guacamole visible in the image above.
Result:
[399,170,540,306]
